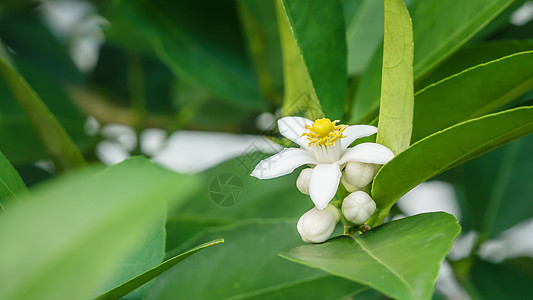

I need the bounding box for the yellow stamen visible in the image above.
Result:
[302,118,347,147]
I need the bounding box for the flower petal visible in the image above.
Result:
[251,148,317,179]
[309,163,341,210]
[278,117,313,149]
[338,142,395,165]
[340,125,378,151]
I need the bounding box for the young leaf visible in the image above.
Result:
[147,220,364,299]
[413,51,533,142]
[95,239,224,300]
[278,0,347,120]
[371,106,533,224]
[279,212,461,300]
[376,0,414,155]
[0,54,86,171]
[0,150,28,210]
[0,157,201,300]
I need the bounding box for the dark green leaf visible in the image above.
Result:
[371,106,533,224]
[413,51,533,142]
[376,0,414,155]
[279,0,347,119]
[147,220,364,300]
[280,212,461,300]
[0,50,86,171]
[0,150,28,210]
[95,239,224,300]
[0,157,201,300]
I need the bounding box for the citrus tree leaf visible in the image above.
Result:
[147,220,365,300]
[0,157,201,300]
[278,0,346,120]
[371,106,533,224]
[0,150,28,211]
[0,51,85,171]
[376,0,414,155]
[95,239,224,300]
[349,0,514,123]
[413,51,533,142]
[279,212,461,300]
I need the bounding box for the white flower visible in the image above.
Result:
[296,168,313,195]
[341,161,381,192]
[251,117,394,210]
[297,204,340,243]
[342,191,376,224]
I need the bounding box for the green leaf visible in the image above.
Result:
[416,40,533,90]
[278,0,347,120]
[413,51,533,142]
[452,134,533,238]
[349,0,514,123]
[376,0,414,155]
[0,50,86,171]
[468,257,533,300]
[237,0,283,103]
[0,157,201,300]
[279,212,461,300]
[147,220,364,299]
[100,0,266,109]
[0,150,28,210]
[371,106,533,223]
[95,239,224,300]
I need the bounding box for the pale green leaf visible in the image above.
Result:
[0,157,201,300]
[376,0,414,155]
[279,212,461,300]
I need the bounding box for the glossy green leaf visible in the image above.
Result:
[95,239,224,300]
[416,40,533,90]
[280,212,461,300]
[371,106,533,223]
[376,0,414,155]
[452,134,533,238]
[413,51,533,142]
[468,257,533,300]
[147,220,364,300]
[0,150,28,211]
[0,53,86,171]
[0,157,201,300]
[349,0,514,123]
[279,0,347,120]
[276,0,323,120]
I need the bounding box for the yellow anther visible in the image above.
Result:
[302,118,346,147]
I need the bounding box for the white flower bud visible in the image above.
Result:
[297,204,340,243]
[341,161,381,192]
[342,191,376,225]
[296,168,314,195]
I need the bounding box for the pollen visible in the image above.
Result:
[302,118,347,146]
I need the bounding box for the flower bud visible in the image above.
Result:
[296,168,314,195]
[341,161,380,192]
[297,204,340,243]
[341,191,376,225]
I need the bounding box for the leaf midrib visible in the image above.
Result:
[353,236,417,299]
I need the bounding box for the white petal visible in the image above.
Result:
[278,117,313,149]
[251,148,317,179]
[309,163,341,210]
[340,125,377,151]
[338,142,395,165]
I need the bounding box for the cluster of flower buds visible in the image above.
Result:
[296,162,380,243]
